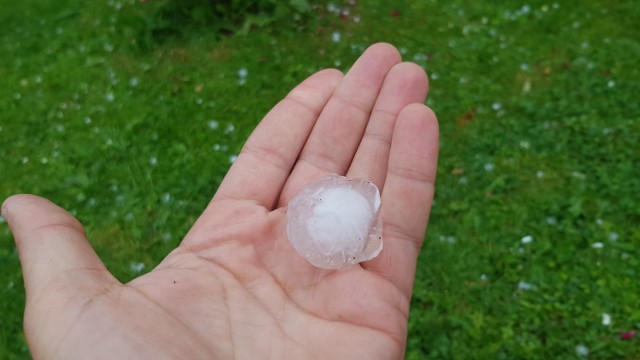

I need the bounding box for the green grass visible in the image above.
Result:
[1,0,639,358]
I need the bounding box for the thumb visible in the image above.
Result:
[2,194,118,300]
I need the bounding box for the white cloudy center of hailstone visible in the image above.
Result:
[287,174,383,269]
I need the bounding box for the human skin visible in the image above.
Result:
[2,43,439,359]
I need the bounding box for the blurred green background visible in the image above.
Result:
[1,0,639,358]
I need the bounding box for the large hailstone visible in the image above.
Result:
[286,174,383,269]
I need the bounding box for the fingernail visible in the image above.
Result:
[1,198,10,220]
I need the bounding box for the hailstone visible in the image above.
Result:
[286,174,383,269]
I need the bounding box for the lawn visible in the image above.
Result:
[1,0,639,358]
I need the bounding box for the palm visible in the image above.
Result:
[4,44,439,360]
[127,201,406,358]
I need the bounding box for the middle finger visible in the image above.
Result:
[278,43,401,205]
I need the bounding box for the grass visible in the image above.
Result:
[1,0,639,358]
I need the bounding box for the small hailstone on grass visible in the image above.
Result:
[575,344,589,357]
[484,162,495,172]
[517,281,534,291]
[572,171,585,179]
[130,262,145,273]
[103,42,114,52]
[287,174,383,269]
[602,313,611,326]
[521,235,533,244]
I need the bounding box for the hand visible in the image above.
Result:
[2,43,439,359]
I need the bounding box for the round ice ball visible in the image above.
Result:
[286,174,383,269]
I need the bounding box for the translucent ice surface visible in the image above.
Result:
[287,174,383,269]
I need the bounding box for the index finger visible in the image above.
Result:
[211,69,343,209]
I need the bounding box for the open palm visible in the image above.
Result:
[3,43,439,359]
